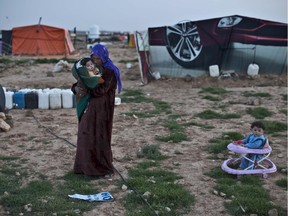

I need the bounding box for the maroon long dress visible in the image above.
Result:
[73,67,117,176]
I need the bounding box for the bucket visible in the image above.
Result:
[5,91,14,109]
[61,89,73,109]
[209,65,220,77]
[247,63,259,76]
[25,92,38,109]
[38,90,50,109]
[13,92,26,109]
[49,89,62,109]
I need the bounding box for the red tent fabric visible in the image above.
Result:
[12,24,75,57]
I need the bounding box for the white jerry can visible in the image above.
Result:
[209,65,220,77]
[247,63,259,76]
[38,90,50,109]
[5,91,14,109]
[49,88,62,109]
[61,89,74,109]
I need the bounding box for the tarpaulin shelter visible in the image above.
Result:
[136,15,287,83]
[12,24,75,57]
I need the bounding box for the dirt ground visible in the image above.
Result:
[0,42,287,216]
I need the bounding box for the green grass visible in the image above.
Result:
[199,87,228,95]
[279,109,287,115]
[156,132,188,143]
[181,121,214,129]
[206,167,286,216]
[242,92,271,97]
[123,162,194,216]
[275,178,287,190]
[208,132,243,154]
[281,94,287,101]
[263,120,287,134]
[119,58,139,63]
[121,89,171,118]
[0,57,77,65]
[195,110,241,119]
[246,107,273,119]
[137,144,169,160]
[202,95,221,101]
[0,159,112,216]
[156,119,188,143]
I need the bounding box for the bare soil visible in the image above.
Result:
[0,42,287,216]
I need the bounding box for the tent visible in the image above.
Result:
[12,24,75,57]
[136,15,287,83]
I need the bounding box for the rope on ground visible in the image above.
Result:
[31,110,159,216]
[31,111,76,148]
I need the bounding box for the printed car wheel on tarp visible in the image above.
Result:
[165,21,207,68]
[166,22,218,68]
[0,85,5,112]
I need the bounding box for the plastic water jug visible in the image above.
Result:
[5,91,14,109]
[61,89,73,108]
[49,89,62,109]
[209,65,220,77]
[38,90,50,109]
[13,92,26,109]
[247,64,259,76]
[25,92,38,109]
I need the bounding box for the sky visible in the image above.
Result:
[0,0,287,32]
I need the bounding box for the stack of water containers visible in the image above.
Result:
[3,88,76,110]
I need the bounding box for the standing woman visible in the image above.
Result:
[73,44,122,178]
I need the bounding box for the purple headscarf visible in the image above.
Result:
[91,44,122,94]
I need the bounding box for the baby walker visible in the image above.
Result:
[221,140,277,178]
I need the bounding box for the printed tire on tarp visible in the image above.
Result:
[165,22,218,68]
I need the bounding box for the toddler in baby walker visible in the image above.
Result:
[233,121,267,170]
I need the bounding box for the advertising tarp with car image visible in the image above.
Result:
[146,15,287,79]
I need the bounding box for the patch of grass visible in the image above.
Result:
[202,95,221,101]
[122,89,171,118]
[119,58,139,63]
[263,120,288,134]
[199,87,228,95]
[208,132,243,154]
[137,144,169,160]
[135,161,160,169]
[206,167,286,215]
[279,109,287,115]
[246,107,273,119]
[123,163,194,215]
[181,121,214,129]
[156,132,188,143]
[156,119,188,143]
[242,91,271,97]
[0,57,77,65]
[0,159,109,216]
[195,110,241,119]
[0,156,20,161]
[281,94,287,101]
[275,178,287,190]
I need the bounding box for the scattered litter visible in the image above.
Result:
[218,70,239,79]
[126,63,132,69]
[68,192,113,202]
[115,97,121,106]
[152,71,161,80]
[53,60,69,73]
